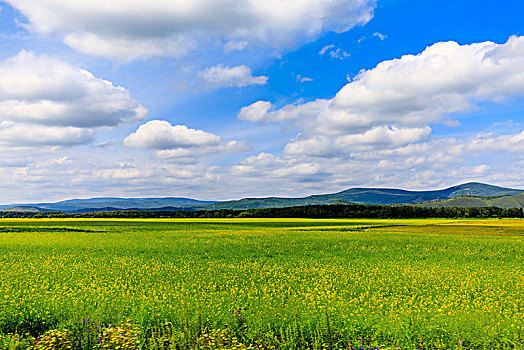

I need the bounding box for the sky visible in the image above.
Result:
[0,0,523,203]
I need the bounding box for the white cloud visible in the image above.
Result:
[283,136,338,158]
[0,50,146,148]
[283,126,431,157]
[124,120,221,150]
[319,44,350,59]
[335,125,432,149]
[237,101,272,122]
[63,33,194,62]
[0,122,93,146]
[1,129,524,204]
[242,36,524,136]
[238,99,329,123]
[468,131,524,153]
[294,74,313,83]
[318,36,524,134]
[443,120,461,127]
[198,64,268,89]
[123,120,251,160]
[373,32,387,40]
[319,44,335,55]
[0,50,147,128]
[222,126,524,198]
[154,140,251,160]
[358,32,387,44]
[7,0,376,61]
[330,48,351,60]
[231,152,323,182]
[226,36,524,195]
[224,40,249,53]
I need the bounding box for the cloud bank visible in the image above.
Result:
[228,36,524,194]
[6,0,376,61]
[241,36,524,149]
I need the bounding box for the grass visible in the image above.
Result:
[0,218,524,349]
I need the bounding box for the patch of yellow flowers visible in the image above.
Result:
[95,321,141,349]
[197,328,250,350]
[31,321,140,350]
[33,329,72,349]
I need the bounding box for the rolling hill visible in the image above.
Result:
[418,192,524,209]
[1,206,52,213]
[200,182,523,210]
[1,182,522,213]
[0,198,217,213]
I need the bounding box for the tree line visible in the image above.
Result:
[1,204,523,219]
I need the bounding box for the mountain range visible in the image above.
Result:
[1,182,523,213]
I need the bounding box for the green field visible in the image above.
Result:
[1,218,524,349]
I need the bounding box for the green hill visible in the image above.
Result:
[1,182,521,212]
[489,193,524,208]
[417,192,524,209]
[201,182,523,210]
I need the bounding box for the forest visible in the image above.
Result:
[1,203,523,219]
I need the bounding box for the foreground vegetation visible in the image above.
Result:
[1,218,524,349]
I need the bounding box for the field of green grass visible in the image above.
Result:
[1,218,524,349]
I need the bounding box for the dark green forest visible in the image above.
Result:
[1,204,523,219]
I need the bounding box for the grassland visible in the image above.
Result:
[1,218,524,349]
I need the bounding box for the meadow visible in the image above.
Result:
[1,218,524,349]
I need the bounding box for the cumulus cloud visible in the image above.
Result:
[283,126,432,157]
[238,100,329,123]
[7,0,376,61]
[0,50,147,128]
[241,36,524,137]
[2,129,524,203]
[283,136,338,158]
[0,50,146,148]
[237,101,272,122]
[198,64,268,89]
[231,152,324,183]
[124,120,221,150]
[223,126,524,197]
[228,36,524,193]
[124,120,251,160]
[0,122,93,146]
[468,131,524,153]
[319,36,524,134]
[336,125,432,149]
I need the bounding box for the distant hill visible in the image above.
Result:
[418,192,524,209]
[200,182,523,210]
[0,182,522,213]
[33,197,217,212]
[1,206,50,212]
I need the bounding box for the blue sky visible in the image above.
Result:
[0,0,523,203]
